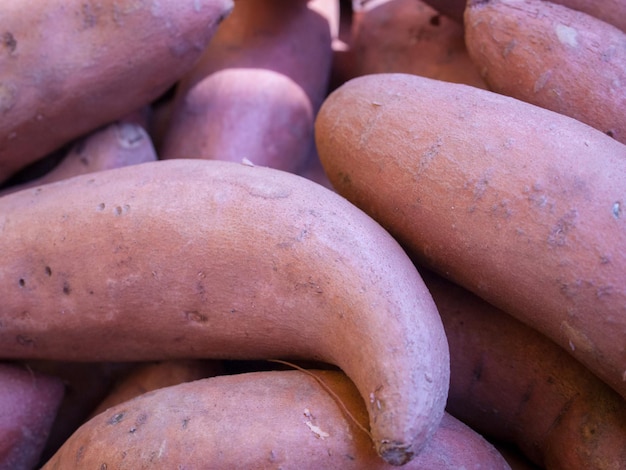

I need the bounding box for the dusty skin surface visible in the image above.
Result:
[0,159,449,465]
[315,73,626,402]
[44,370,509,469]
[0,0,233,184]
[423,269,626,470]
[465,0,626,144]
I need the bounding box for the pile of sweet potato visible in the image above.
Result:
[1,0,624,468]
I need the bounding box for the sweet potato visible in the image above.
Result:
[0,121,157,197]
[464,0,626,144]
[408,0,466,22]
[314,73,626,401]
[0,158,449,465]
[421,269,626,469]
[22,361,135,466]
[345,0,486,89]
[0,0,233,184]
[89,359,223,418]
[420,0,626,31]
[159,0,333,174]
[0,362,65,470]
[43,370,508,469]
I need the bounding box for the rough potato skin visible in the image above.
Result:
[315,73,626,402]
[0,158,449,466]
[0,0,233,183]
[43,370,509,469]
[465,0,626,144]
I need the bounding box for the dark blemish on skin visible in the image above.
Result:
[45,266,52,276]
[16,335,35,347]
[606,130,615,138]
[81,4,98,29]
[182,418,190,429]
[63,281,71,295]
[18,278,25,287]
[429,15,441,26]
[73,138,87,156]
[2,32,16,54]
[75,445,85,463]
[107,413,125,425]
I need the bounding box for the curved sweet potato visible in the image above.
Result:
[43,370,507,469]
[421,269,626,469]
[315,73,626,401]
[0,0,233,184]
[0,158,449,465]
[160,0,333,174]
[465,0,626,144]
[0,362,65,470]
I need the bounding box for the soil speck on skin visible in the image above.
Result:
[2,32,16,54]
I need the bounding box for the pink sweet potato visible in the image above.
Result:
[0,120,157,197]
[0,0,233,184]
[0,362,64,470]
[160,0,333,174]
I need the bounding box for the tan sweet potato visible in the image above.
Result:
[0,362,65,470]
[0,120,157,197]
[89,359,223,418]
[43,370,509,469]
[315,73,626,402]
[345,0,486,89]
[22,361,136,466]
[421,269,626,469]
[0,158,449,465]
[0,0,233,184]
[464,0,626,144]
[160,0,333,174]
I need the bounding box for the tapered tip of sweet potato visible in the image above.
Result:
[378,440,414,466]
